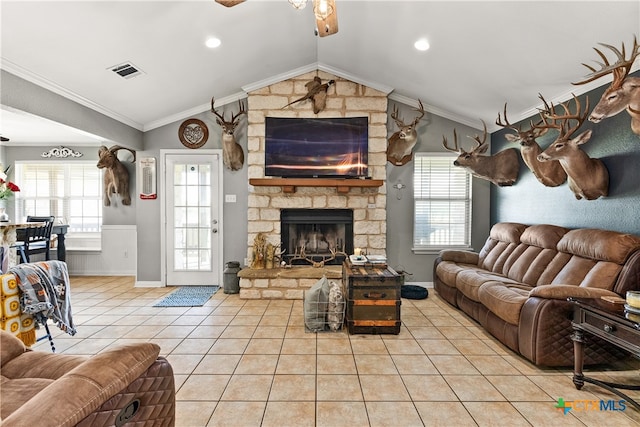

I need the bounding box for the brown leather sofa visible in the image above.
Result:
[434,222,640,366]
[0,330,175,426]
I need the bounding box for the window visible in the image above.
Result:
[413,153,472,252]
[15,161,102,247]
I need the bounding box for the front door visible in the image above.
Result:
[164,151,222,286]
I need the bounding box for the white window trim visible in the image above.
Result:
[412,152,473,253]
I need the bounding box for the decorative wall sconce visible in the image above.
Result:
[41,146,83,158]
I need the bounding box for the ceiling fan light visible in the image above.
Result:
[289,0,307,10]
[313,0,334,21]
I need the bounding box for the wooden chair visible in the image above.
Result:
[14,216,55,263]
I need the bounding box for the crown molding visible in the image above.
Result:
[144,92,248,132]
[1,58,143,131]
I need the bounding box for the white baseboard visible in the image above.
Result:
[135,281,163,288]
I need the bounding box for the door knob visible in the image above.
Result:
[212,228,218,233]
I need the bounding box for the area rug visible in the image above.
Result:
[153,286,219,307]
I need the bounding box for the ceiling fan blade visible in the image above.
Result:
[0,136,9,142]
[215,0,246,7]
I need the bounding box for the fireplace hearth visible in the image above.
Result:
[281,209,353,266]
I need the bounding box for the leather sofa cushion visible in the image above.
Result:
[520,224,568,249]
[478,281,532,325]
[558,228,640,264]
[435,261,470,289]
[0,376,54,419]
[456,269,519,303]
[479,223,528,274]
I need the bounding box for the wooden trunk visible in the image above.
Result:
[342,260,403,334]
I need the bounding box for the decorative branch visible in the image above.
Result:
[41,146,83,158]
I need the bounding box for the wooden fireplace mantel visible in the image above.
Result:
[249,178,383,194]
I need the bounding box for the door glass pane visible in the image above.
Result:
[173,162,212,271]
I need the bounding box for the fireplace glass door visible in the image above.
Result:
[281,209,353,265]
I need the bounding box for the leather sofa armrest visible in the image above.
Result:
[3,342,161,427]
[529,285,621,301]
[439,249,479,265]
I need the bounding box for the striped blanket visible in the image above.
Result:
[9,260,76,337]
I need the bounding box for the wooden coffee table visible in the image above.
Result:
[570,297,640,410]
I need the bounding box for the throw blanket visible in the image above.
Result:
[9,261,76,336]
[0,273,37,345]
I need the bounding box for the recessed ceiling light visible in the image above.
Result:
[414,38,430,51]
[206,37,222,48]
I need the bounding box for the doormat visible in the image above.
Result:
[153,286,219,307]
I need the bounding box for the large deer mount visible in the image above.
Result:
[211,97,247,171]
[97,145,136,207]
[536,94,609,200]
[387,100,426,166]
[496,101,567,187]
[572,36,640,135]
[442,121,520,187]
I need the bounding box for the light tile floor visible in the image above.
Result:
[33,276,640,426]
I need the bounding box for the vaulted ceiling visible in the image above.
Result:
[1,1,639,145]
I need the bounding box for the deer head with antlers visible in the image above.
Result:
[387,100,425,165]
[496,102,567,187]
[442,121,520,186]
[211,97,247,171]
[536,94,609,200]
[572,36,640,135]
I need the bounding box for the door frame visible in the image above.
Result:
[159,149,224,287]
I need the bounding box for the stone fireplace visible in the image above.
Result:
[238,70,389,299]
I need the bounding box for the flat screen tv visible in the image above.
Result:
[264,116,368,178]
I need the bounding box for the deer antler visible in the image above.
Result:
[391,100,425,128]
[442,128,461,153]
[495,103,521,132]
[210,96,226,122]
[572,36,640,88]
[230,100,247,124]
[538,93,590,140]
[411,100,425,126]
[469,120,488,149]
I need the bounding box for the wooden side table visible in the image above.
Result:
[570,297,640,410]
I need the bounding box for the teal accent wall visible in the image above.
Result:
[491,71,640,234]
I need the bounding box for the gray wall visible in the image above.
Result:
[137,109,249,282]
[385,104,491,282]
[491,70,640,235]
[1,71,143,150]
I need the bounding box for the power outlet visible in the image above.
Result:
[225,194,237,203]
[367,203,376,209]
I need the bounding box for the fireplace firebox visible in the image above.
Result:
[281,209,353,266]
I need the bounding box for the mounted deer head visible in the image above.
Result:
[536,94,609,200]
[442,121,520,186]
[496,101,567,187]
[97,145,136,206]
[572,36,640,135]
[387,100,425,165]
[211,97,247,171]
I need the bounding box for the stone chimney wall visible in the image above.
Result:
[246,70,388,265]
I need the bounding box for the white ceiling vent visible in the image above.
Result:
[109,62,143,79]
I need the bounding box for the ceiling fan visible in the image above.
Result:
[0,136,9,142]
[214,0,338,37]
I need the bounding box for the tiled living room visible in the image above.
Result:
[27,275,640,426]
[2,2,640,427]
